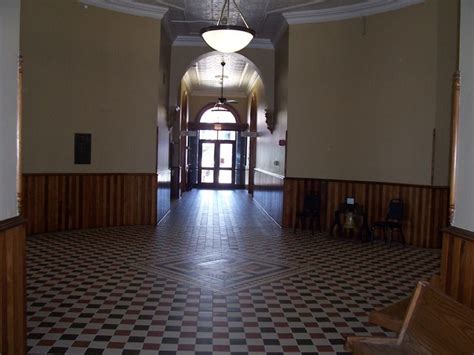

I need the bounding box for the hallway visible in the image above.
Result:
[27,190,440,354]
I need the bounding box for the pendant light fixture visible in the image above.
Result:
[200,0,255,53]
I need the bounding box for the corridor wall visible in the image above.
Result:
[20,0,170,233]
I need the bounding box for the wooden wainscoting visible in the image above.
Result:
[22,174,157,235]
[0,217,26,355]
[440,227,474,309]
[283,178,449,248]
[254,169,284,226]
[157,170,171,223]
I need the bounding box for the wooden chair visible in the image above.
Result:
[346,281,474,354]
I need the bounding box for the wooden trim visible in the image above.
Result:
[254,168,284,180]
[23,173,157,176]
[285,176,448,189]
[449,70,461,225]
[440,227,474,308]
[22,173,157,235]
[248,94,257,194]
[443,226,474,242]
[0,216,25,233]
[0,218,27,355]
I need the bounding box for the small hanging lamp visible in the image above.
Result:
[200,0,255,53]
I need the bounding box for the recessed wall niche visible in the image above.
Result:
[74,133,91,165]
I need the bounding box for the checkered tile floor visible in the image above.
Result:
[27,189,440,354]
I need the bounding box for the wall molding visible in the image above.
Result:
[254,169,285,226]
[283,0,425,24]
[254,168,285,180]
[443,226,474,242]
[0,216,25,232]
[173,35,274,50]
[285,176,449,189]
[79,0,168,20]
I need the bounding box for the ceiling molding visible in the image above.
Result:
[283,0,425,25]
[79,0,168,20]
[272,20,288,46]
[173,36,274,50]
[161,16,176,42]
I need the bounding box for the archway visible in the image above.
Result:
[173,51,265,193]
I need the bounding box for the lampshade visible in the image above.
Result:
[201,25,255,53]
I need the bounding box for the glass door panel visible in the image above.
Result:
[201,169,214,183]
[218,170,232,184]
[219,143,233,168]
[201,143,215,168]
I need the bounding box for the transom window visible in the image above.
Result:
[200,130,236,140]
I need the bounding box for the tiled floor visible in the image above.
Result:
[27,189,441,354]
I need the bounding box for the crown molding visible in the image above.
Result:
[283,0,425,24]
[79,0,168,20]
[272,20,288,46]
[161,16,175,42]
[173,35,274,50]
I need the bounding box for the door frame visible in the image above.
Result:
[198,139,236,188]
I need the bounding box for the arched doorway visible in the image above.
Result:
[175,51,266,193]
[188,104,248,189]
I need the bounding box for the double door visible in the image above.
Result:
[199,140,235,187]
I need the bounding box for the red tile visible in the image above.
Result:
[144,343,161,350]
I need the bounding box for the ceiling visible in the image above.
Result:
[80,0,422,96]
[113,0,419,41]
[183,52,259,97]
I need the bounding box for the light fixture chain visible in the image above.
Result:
[221,61,225,99]
[217,0,229,25]
[232,0,250,28]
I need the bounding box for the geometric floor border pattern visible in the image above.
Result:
[131,251,318,295]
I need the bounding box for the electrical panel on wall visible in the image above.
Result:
[74,133,91,165]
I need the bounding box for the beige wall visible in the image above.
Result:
[0,0,21,220]
[189,94,248,123]
[434,0,459,186]
[286,0,457,185]
[156,24,171,173]
[253,31,288,176]
[21,0,162,173]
